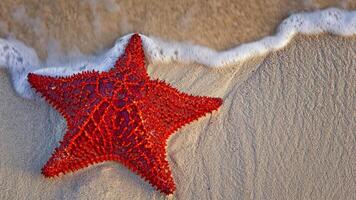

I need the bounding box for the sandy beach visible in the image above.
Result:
[0,1,355,200]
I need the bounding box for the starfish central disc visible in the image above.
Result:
[27,33,223,195]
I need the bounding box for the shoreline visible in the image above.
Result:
[0,8,355,99]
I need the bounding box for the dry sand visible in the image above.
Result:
[0,34,355,199]
[0,1,356,200]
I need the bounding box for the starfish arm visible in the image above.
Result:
[138,80,223,140]
[107,103,176,194]
[112,33,148,81]
[41,128,100,177]
[41,99,121,176]
[125,150,176,195]
[28,71,114,125]
[27,33,147,124]
[111,136,176,195]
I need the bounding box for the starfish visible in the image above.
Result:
[27,33,222,195]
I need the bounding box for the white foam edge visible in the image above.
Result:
[0,8,355,99]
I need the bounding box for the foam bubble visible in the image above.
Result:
[0,8,355,99]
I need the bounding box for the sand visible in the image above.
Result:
[0,1,356,200]
[1,34,355,199]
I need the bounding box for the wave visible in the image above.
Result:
[0,8,355,99]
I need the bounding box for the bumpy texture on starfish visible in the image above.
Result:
[27,33,222,195]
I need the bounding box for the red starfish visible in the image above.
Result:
[27,33,222,195]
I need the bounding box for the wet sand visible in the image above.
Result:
[0,0,355,58]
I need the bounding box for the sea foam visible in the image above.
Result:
[0,8,355,99]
